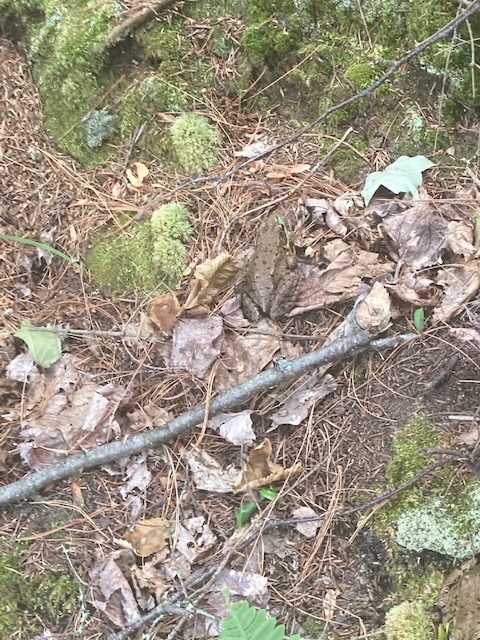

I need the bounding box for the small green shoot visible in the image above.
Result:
[258,486,279,501]
[413,307,425,332]
[235,503,257,529]
[437,622,449,640]
[14,324,62,368]
[0,233,79,266]
[474,216,480,249]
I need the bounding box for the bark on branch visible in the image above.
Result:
[0,331,415,506]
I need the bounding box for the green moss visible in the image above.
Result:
[384,601,433,640]
[169,113,221,175]
[0,539,78,638]
[86,202,192,295]
[345,62,376,90]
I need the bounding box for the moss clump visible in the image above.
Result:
[86,202,192,295]
[0,542,78,638]
[384,601,433,640]
[169,113,221,175]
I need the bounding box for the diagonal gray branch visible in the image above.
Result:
[0,331,416,506]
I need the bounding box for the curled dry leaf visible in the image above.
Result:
[207,410,256,446]
[433,259,480,322]
[124,517,171,557]
[186,448,240,493]
[171,315,224,378]
[292,506,320,538]
[184,252,240,310]
[446,220,477,258]
[355,282,391,333]
[390,271,441,306]
[88,553,140,628]
[382,203,449,270]
[176,516,217,563]
[234,438,302,493]
[325,206,347,237]
[219,295,250,328]
[270,374,337,428]
[120,454,152,500]
[126,162,149,188]
[149,293,181,332]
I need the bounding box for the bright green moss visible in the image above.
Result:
[86,203,192,295]
[169,113,221,175]
[384,601,433,640]
[345,62,376,89]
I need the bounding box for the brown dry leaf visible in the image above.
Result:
[382,203,449,270]
[149,293,181,332]
[433,259,480,322]
[290,248,393,316]
[207,410,256,446]
[446,220,477,258]
[88,553,140,628]
[270,375,337,428]
[171,316,224,378]
[126,162,149,188]
[452,425,480,447]
[124,517,171,557]
[266,163,310,179]
[234,438,302,493]
[19,357,127,470]
[176,516,217,563]
[184,252,240,310]
[219,296,250,328]
[323,588,338,622]
[131,560,168,603]
[449,327,480,347]
[186,448,240,493]
[292,506,320,538]
[355,282,391,333]
[120,454,152,500]
[390,271,441,306]
[71,482,85,507]
[214,318,280,391]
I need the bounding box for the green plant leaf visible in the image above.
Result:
[235,503,257,529]
[220,601,301,640]
[14,325,62,368]
[362,155,434,205]
[258,486,278,501]
[474,216,480,249]
[413,307,425,332]
[0,233,79,265]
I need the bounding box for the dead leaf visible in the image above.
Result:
[149,293,181,332]
[88,553,140,628]
[71,482,85,507]
[219,296,250,328]
[184,252,240,310]
[234,438,302,493]
[207,410,256,446]
[290,248,393,316]
[171,316,224,378]
[186,448,240,493]
[131,560,168,603]
[355,282,391,333]
[452,425,480,447]
[446,220,477,258]
[234,139,273,158]
[127,402,170,431]
[433,259,480,322]
[207,569,270,614]
[270,375,337,428]
[124,517,171,557]
[214,318,280,391]
[449,327,480,347]
[266,163,310,179]
[175,516,217,563]
[323,588,338,622]
[333,193,363,216]
[293,506,320,538]
[126,162,149,188]
[390,271,441,306]
[325,206,348,237]
[6,353,39,383]
[382,203,449,270]
[120,454,152,500]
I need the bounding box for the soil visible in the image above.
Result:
[0,37,479,640]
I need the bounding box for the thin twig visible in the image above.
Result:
[0,332,416,506]
[145,1,480,209]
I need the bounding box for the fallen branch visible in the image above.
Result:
[111,456,448,640]
[96,0,179,54]
[0,331,415,506]
[146,0,480,208]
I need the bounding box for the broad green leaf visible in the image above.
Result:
[362,155,434,205]
[220,601,302,640]
[14,325,62,368]
[413,307,425,332]
[258,486,279,501]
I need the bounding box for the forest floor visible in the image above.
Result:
[1,36,480,640]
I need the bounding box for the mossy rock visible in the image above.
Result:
[85,202,192,295]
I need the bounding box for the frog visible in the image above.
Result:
[241,213,299,321]
[437,558,480,640]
